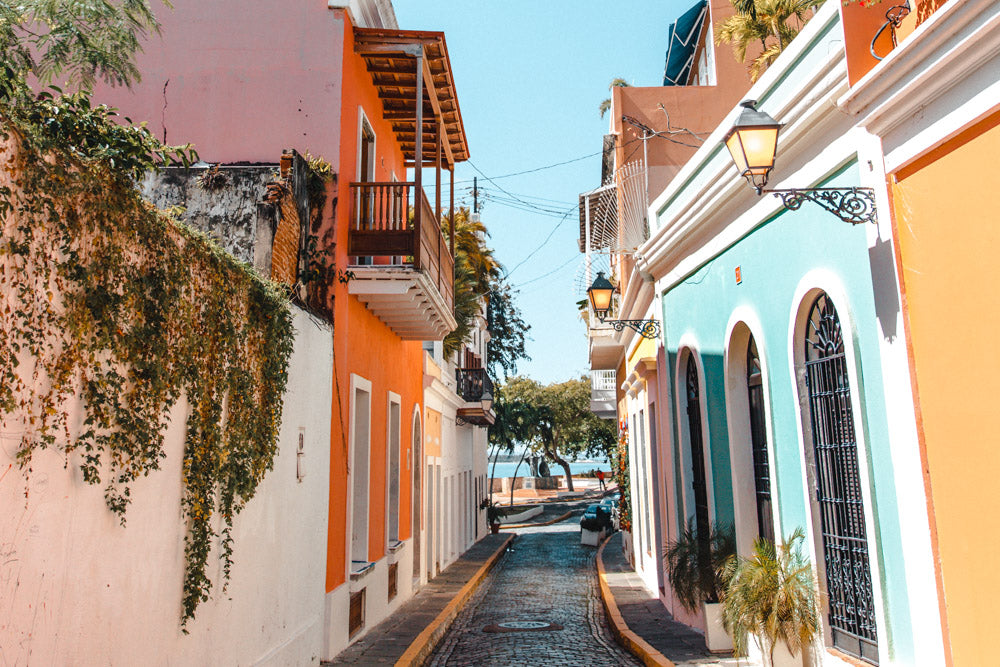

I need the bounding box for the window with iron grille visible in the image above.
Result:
[803,293,878,664]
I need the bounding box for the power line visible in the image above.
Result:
[514,253,580,288]
[505,208,574,277]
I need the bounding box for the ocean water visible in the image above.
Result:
[487,460,611,479]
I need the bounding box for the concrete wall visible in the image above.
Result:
[0,307,333,665]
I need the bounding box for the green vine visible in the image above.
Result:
[615,419,632,532]
[0,77,295,628]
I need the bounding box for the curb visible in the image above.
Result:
[395,533,514,666]
[503,509,575,529]
[595,536,676,667]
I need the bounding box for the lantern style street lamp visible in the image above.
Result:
[724,100,782,195]
[723,100,878,225]
[586,272,660,339]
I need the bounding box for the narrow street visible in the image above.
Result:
[428,501,640,667]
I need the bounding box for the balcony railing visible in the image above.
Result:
[456,367,493,403]
[591,370,617,392]
[348,181,454,309]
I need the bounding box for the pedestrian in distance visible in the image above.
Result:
[596,469,606,491]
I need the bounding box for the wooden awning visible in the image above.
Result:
[354,28,469,165]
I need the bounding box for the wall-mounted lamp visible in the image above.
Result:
[587,272,660,339]
[724,100,878,225]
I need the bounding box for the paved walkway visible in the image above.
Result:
[599,531,739,666]
[327,533,513,666]
[428,509,640,666]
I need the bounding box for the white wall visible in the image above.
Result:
[0,307,333,666]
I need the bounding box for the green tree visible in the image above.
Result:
[486,280,530,380]
[598,77,630,119]
[444,207,500,357]
[715,0,824,82]
[0,0,164,92]
[494,376,616,492]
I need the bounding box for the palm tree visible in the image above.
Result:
[598,77,630,119]
[444,208,500,356]
[716,0,824,81]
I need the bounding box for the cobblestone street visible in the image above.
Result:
[428,508,640,666]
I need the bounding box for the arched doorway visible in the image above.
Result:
[802,293,878,664]
[746,335,774,544]
[684,354,712,594]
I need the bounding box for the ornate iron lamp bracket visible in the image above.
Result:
[607,319,661,339]
[767,187,878,225]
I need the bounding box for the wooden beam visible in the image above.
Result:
[413,48,423,271]
[421,52,454,166]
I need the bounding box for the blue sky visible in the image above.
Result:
[394,1,694,385]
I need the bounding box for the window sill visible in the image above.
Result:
[350,560,375,582]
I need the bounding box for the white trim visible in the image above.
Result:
[786,277,888,664]
[348,374,373,572]
[357,108,376,182]
[386,391,402,547]
[722,309,781,557]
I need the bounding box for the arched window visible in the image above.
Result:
[746,335,774,544]
[803,293,878,664]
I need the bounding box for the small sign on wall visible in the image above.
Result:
[735,266,742,285]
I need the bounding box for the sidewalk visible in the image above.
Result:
[327,532,513,666]
[597,531,738,666]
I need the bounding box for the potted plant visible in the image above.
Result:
[664,521,736,652]
[481,498,502,534]
[721,528,820,667]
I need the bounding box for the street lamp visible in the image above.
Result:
[586,272,660,339]
[724,100,782,195]
[723,100,878,225]
[480,389,493,413]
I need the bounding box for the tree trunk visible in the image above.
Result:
[545,444,574,492]
[510,449,528,506]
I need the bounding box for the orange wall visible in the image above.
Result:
[891,110,1000,667]
[326,12,423,592]
[841,0,949,85]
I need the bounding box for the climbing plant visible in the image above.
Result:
[0,76,295,628]
[615,419,632,532]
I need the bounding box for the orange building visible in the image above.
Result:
[839,1,1000,664]
[93,0,469,658]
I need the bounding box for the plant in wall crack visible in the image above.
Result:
[0,76,294,628]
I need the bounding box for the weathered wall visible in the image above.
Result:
[0,307,333,665]
[142,166,277,267]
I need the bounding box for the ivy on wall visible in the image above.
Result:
[0,78,295,628]
[615,420,632,532]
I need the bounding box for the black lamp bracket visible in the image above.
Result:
[606,319,661,339]
[766,187,878,225]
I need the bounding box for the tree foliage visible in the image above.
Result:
[598,76,630,119]
[486,279,530,380]
[715,0,824,81]
[443,207,499,356]
[492,375,616,491]
[0,0,164,92]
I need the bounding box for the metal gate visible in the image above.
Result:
[804,294,878,664]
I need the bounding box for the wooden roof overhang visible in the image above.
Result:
[354,28,469,166]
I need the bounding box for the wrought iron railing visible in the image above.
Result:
[348,181,454,309]
[455,367,493,403]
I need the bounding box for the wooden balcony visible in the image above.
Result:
[455,368,495,426]
[347,181,456,340]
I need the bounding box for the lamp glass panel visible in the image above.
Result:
[737,128,778,172]
[726,132,749,174]
[588,285,613,314]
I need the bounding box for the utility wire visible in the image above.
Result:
[504,208,575,278]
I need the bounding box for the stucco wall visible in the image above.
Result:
[92,0,346,163]
[0,307,333,665]
[891,112,1000,667]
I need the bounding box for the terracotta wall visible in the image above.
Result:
[890,110,1000,667]
[325,11,423,591]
